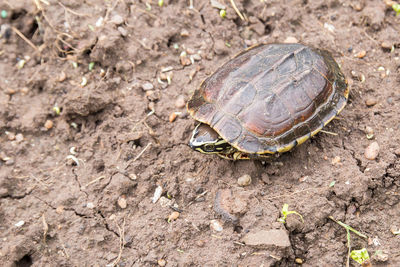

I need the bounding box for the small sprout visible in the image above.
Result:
[1,10,8,19]
[88,24,95,31]
[167,211,180,223]
[99,68,105,77]
[81,77,88,87]
[53,105,61,115]
[350,248,370,266]
[146,2,152,11]
[177,248,184,253]
[173,43,179,50]
[158,0,164,7]
[329,216,369,266]
[88,62,95,71]
[225,42,231,48]
[17,59,26,69]
[329,181,336,187]
[393,3,400,16]
[69,147,77,155]
[278,203,304,224]
[71,61,78,68]
[70,122,78,129]
[66,155,80,166]
[220,9,226,18]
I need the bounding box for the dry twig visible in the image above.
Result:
[110,218,125,267]
[11,26,38,51]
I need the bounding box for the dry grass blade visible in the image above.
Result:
[42,213,49,244]
[229,0,246,21]
[110,218,125,267]
[58,2,90,17]
[319,130,338,136]
[83,175,105,188]
[11,26,38,51]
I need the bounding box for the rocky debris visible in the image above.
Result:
[175,95,186,108]
[242,229,291,248]
[117,196,127,209]
[237,174,252,186]
[142,82,154,91]
[214,39,229,55]
[381,41,393,51]
[364,142,380,160]
[210,219,223,232]
[214,189,249,223]
[365,97,378,107]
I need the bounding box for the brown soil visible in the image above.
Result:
[1,0,400,266]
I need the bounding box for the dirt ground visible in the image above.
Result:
[1,0,400,266]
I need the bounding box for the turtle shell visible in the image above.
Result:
[187,43,348,155]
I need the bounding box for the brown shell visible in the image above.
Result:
[187,43,348,154]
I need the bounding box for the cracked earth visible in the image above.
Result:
[1,0,400,266]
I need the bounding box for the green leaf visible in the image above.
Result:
[350,248,370,264]
[393,4,400,16]
[220,9,226,18]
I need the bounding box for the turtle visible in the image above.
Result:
[187,43,349,160]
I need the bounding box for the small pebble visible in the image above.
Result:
[128,173,137,180]
[324,22,335,33]
[283,36,298,43]
[365,126,374,139]
[169,112,178,122]
[142,82,154,91]
[195,240,205,247]
[5,158,14,165]
[365,97,377,107]
[295,258,303,264]
[117,196,127,209]
[180,29,189,37]
[364,142,380,160]
[157,259,166,267]
[210,219,223,232]
[58,71,67,82]
[355,50,366,58]
[192,54,202,61]
[237,174,252,186]
[5,88,16,95]
[159,196,172,208]
[210,0,226,9]
[152,185,163,203]
[56,206,64,214]
[117,26,128,37]
[180,51,191,66]
[214,39,229,55]
[44,120,53,130]
[331,156,341,165]
[15,133,24,143]
[175,95,186,108]
[186,48,196,55]
[6,132,15,141]
[15,220,25,227]
[20,87,29,95]
[86,202,95,209]
[373,251,389,262]
[168,211,180,222]
[110,14,124,25]
[381,41,393,51]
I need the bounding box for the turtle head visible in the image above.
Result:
[189,123,233,154]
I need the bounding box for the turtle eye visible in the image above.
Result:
[203,144,215,152]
